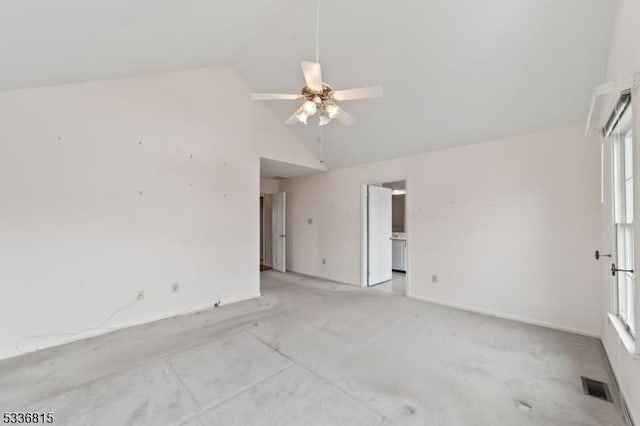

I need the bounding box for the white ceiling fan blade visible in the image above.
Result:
[335,106,355,126]
[332,86,383,101]
[251,93,300,101]
[301,61,323,92]
[285,105,305,125]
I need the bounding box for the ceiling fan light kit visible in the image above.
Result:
[250,1,383,128]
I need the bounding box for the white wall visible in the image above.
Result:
[260,178,280,194]
[283,125,602,336]
[0,67,323,360]
[600,0,640,421]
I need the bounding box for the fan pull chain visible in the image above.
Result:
[319,126,324,163]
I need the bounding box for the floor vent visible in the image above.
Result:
[581,377,613,402]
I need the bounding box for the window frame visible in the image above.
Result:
[609,95,637,347]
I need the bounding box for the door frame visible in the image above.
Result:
[260,195,265,266]
[272,191,286,273]
[360,176,410,296]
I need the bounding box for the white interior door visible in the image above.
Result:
[272,192,286,273]
[368,185,392,285]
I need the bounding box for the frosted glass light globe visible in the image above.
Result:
[302,100,317,115]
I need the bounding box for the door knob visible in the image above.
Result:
[595,250,611,260]
[611,263,634,276]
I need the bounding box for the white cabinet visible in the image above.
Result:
[392,239,407,272]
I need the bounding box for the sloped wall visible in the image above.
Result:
[0,67,322,360]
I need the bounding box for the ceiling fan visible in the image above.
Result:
[250,1,382,127]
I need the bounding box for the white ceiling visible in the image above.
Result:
[383,181,406,191]
[236,0,617,168]
[0,0,292,89]
[1,0,617,168]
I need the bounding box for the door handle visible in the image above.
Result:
[611,263,634,276]
[280,234,286,238]
[595,250,611,260]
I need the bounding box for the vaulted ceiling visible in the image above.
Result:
[1,0,617,168]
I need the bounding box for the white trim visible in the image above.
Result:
[586,74,638,136]
[360,183,368,288]
[287,270,357,287]
[404,177,411,298]
[5,292,262,362]
[260,195,266,265]
[607,312,639,356]
[601,142,605,204]
[607,137,619,314]
[409,294,600,338]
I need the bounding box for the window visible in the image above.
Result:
[611,98,635,337]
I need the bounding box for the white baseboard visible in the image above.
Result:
[408,294,600,338]
[280,272,599,338]
[3,292,262,362]
[286,270,359,287]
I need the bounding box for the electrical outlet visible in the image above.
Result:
[431,275,438,283]
[308,218,313,225]
[172,282,180,293]
[322,258,326,265]
[136,290,145,301]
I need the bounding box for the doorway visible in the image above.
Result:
[361,179,408,296]
[259,157,325,292]
[259,195,272,271]
[259,192,286,273]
